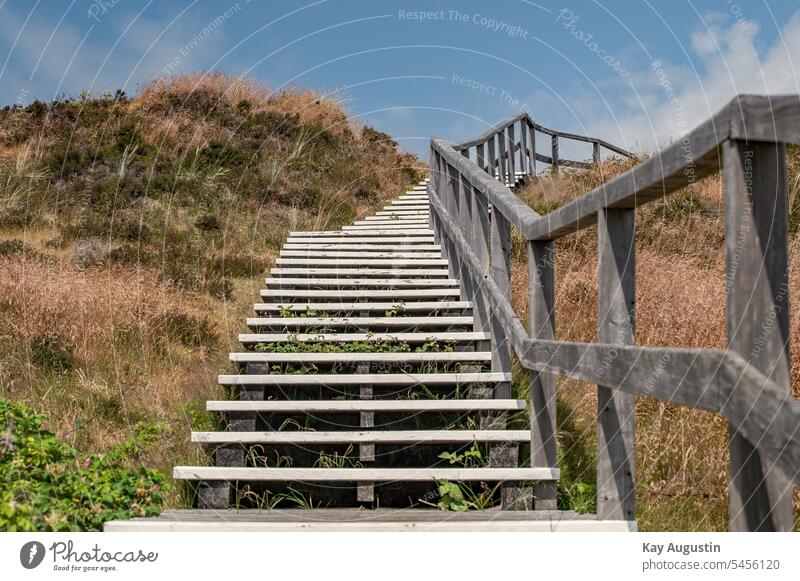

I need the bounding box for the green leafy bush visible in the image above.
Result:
[0,398,168,531]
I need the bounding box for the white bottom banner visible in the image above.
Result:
[1,532,797,580]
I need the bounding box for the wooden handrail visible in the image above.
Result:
[452,111,635,183]
[428,93,800,531]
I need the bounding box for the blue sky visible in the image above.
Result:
[1,0,799,158]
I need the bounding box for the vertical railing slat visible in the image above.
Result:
[596,207,636,522]
[724,140,793,532]
[490,209,512,398]
[529,239,557,509]
[551,135,560,173]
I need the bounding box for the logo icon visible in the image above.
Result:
[20,541,46,569]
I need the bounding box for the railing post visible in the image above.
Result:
[596,207,636,522]
[476,143,486,174]
[490,210,512,397]
[487,137,497,179]
[723,139,793,531]
[519,120,529,178]
[551,135,560,173]
[529,239,557,509]
[497,132,508,185]
[529,124,537,177]
[444,161,460,281]
[593,141,600,164]
[470,186,491,334]
[507,124,516,185]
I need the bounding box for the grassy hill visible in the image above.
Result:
[0,73,423,529]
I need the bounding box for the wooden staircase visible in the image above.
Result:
[170,180,557,511]
[105,180,638,530]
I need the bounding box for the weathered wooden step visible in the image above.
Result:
[173,467,558,482]
[291,230,432,237]
[259,288,459,300]
[245,315,473,329]
[239,331,488,344]
[275,259,448,268]
[287,237,434,244]
[341,225,431,231]
[270,268,450,278]
[374,211,429,216]
[230,351,489,366]
[282,244,440,251]
[192,430,530,445]
[207,399,523,413]
[352,220,429,226]
[218,372,510,387]
[264,278,457,288]
[385,200,430,206]
[279,251,442,258]
[252,301,472,313]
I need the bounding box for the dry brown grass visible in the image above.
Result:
[511,154,799,530]
[0,257,235,457]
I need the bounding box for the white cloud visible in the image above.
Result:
[587,10,800,154]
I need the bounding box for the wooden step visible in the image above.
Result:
[230,351,489,364]
[245,316,473,329]
[279,251,442,258]
[352,220,429,226]
[282,244,440,251]
[192,430,530,445]
[239,331,489,344]
[264,278,458,288]
[206,399,523,413]
[375,211,429,216]
[270,268,451,278]
[275,259,448,267]
[259,288,460,300]
[218,372,510,386]
[287,237,434,244]
[253,301,472,313]
[173,467,559,482]
[341,225,431,231]
[385,200,430,206]
[291,230,432,237]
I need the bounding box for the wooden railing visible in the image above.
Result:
[453,112,635,185]
[428,94,800,531]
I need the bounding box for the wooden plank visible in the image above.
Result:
[289,229,433,234]
[490,208,512,396]
[282,244,440,251]
[260,288,460,299]
[528,240,557,509]
[218,372,511,386]
[287,237,434,244]
[275,259,448,267]
[724,139,794,531]
[239,331,490,344]
[279,251,442,259]
[174,466,559,482]
[192,430,531,444]
[270,268,450,277]
[253,301,472,313]
[596,208,636,522]
[245,316,472,328]
[230,351,489,364]
[265,278,458,288]
[206,399,525,412]
[551,135,559,173]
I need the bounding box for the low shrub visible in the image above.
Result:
[29,333,76,374]
[0,398,168,531]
